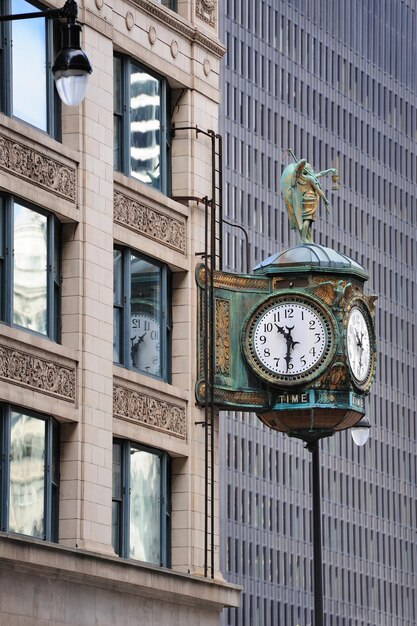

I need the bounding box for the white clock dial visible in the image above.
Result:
[130,313,160,376]
[347,306,371,383]
[253,302,327,377]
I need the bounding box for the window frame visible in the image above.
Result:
[0,194,61,341]
[113,53,171,195]
[0,0,61,139]
[0,404,60,541]
[112,439,171,567]
[113,245,172,382]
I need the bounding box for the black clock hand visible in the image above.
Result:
[137,331,147,344]
[277,325,299,372]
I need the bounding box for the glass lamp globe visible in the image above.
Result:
[351,416,371,446]
[52,21,92,107]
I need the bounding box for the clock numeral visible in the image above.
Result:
[300,355,306,366]
[287,362,294,370]
[273,312,280,323]
[274,357,280,365]
[309,320,316,330]
[285,308,294,319]
[309,347,316,356]
[150,330,159,340]
[264,348,270,357]
[259,335,267,344]
[263,322,273,332]
[315,333,321,343]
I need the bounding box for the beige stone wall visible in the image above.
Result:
[0,0,239,623]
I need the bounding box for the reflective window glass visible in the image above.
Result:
[130,254,161,377]
[13,203,47,334]
[113,246,170,382]
[112,440,170,567]
[129,64,161,187]
[11,0,47,130]
[9,411,45,537]
[129,448,161,564]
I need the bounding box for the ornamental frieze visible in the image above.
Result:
[215,298,230,375]
[196,265,269,292]
[0,133,76,202]
[113,384,186,439]
[0,345,76,402]
[114,190,186,254]
[196,0,216,26]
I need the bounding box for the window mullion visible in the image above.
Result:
[124,248,132,368]
[2,406,10,532]
[124,58,131,177]
[123,441,131,559]
[44,417,53,541]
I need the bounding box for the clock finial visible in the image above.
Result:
[280,152,338,244]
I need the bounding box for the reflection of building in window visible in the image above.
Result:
[130,70,161,187]
[112,440,170,567]
[13,204,48,334]
[9,413,45,537]
[113,247,171,381]
[0,407,59,541]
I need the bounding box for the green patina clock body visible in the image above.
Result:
[196,244,377,439]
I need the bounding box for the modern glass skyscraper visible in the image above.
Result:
[219,2,417,625]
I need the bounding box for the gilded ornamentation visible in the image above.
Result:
[0,345,76,401]
[321,361,349,390]
[196,381,267,407]
[310,277,350,306]
[113,384,186,439]
[196,265,269,292]
[0,134,76,202]
[215,299,230,375]
[114,190,186,253]
[196,0,216,26]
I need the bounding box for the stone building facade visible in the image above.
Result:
[0,1,239,624]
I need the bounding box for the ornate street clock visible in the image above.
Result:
[196,241,377,443]
[242,293,337,386]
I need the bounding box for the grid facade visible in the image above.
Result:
[219,1,417,625]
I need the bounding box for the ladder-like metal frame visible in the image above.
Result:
[171,124,223,578]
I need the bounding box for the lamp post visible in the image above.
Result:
[0,0,92,106]
[297,416,371,626]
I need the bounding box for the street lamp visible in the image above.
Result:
[0,0,92,106]
[300,416,371,626]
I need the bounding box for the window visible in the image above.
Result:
[0,195,61,340]
[113,54,171,193]
[112,440,170,566]
[0,0,60,137]
[113,247,171,381]
[0,405,60,540]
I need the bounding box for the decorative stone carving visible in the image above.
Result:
[114,190,186,254]
[113,384,186,439]
[196,0,216,27]
[215,299,230,375]
[0,345,76,402]
[129,0,225,57]
[196,381,268,408]
[126,11,134,30]
[0,133,76,202]
[148,25,157,45]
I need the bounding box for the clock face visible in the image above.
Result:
[346,305,372,385]
[244,295,335,386]
[130,313,160,376]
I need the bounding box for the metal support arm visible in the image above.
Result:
[0,0,77,22]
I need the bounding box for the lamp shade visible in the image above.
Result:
[351,416,371,446]
[52,21,92,106]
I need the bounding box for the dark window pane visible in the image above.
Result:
[12,0,47,131]
[130,254,161,376]
[113,250,123,362]
[9,411,45,538]
[13,203,47,334]
[129,448,161,564]
[129,64,161,189]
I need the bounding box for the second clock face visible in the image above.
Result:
[244,295,335,385]
[346,305,372,386]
